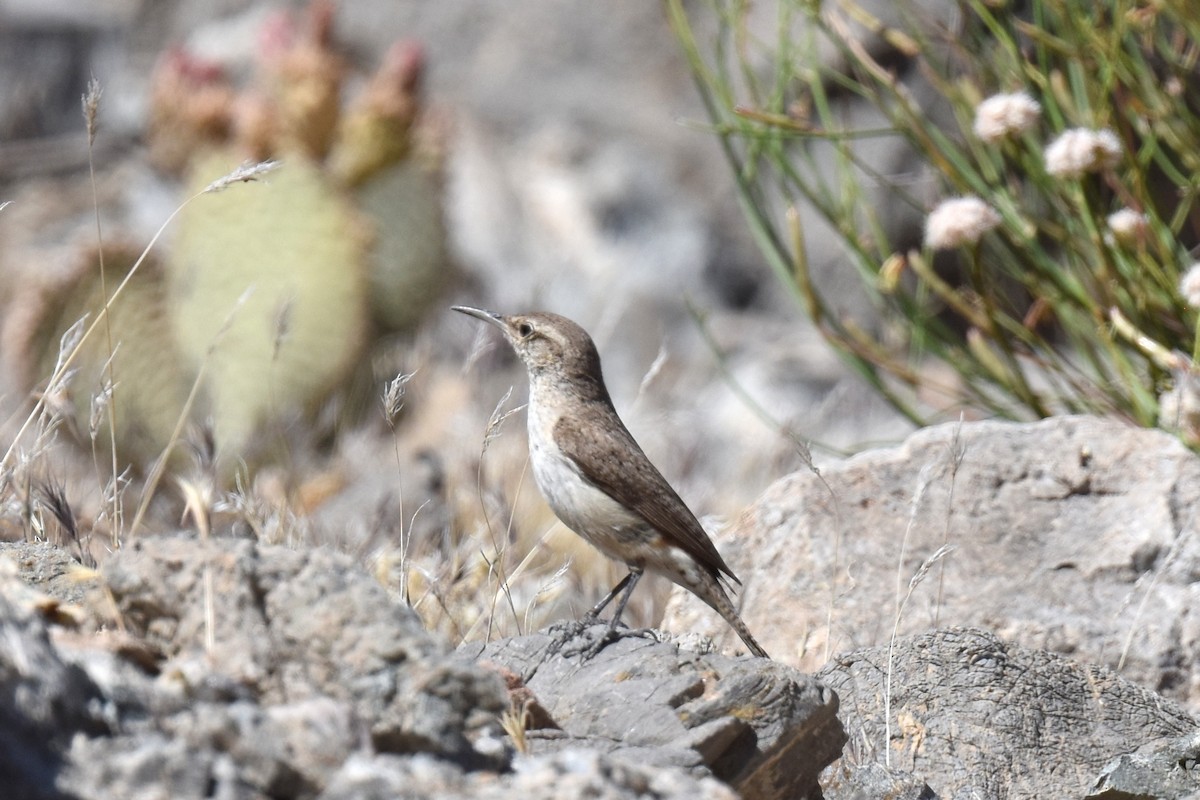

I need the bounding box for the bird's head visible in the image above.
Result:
[452,306,607,395]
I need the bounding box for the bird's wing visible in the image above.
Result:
[553,411,740,582]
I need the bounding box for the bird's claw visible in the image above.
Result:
[554,620,659,661]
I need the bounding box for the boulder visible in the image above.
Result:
[818,627,1197,799]
[667,416,1200,709]
[459,625,845,800]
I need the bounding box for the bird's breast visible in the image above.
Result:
[526,396,640,539]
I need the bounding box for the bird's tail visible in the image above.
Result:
[690,567,770,659]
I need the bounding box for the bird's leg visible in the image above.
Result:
[573,567,659,659]
[603,568,641,631]
[546,569,657,660]
[547,572,632,645]
[581,572,633,621]
[546,572,632,651]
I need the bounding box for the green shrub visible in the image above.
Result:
[669,0,1200,437]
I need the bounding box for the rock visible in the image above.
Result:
[1086,729,1200,799]
[665,416,1200,708]
[822,762,937,800]
[101,535,509,768]
[7,452,1200,798]
[817,627,1197,799]
[47,534,520,797]
[0,540,101,621]
[0,535,825,798]
[319,750,740,800]
[0,559,109,800]
[458,625,844,799]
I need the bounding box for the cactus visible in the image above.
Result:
[169,150,370,466]
[354,159,454,333]
[330,39,455,334]
[6,1,452,477]
[2,244,191,467]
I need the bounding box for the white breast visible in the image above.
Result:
[526,392,640,543]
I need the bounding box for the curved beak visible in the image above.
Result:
[451,305,506,332]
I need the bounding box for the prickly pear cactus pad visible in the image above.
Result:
[170,151,369,463]
[355,160,451,333]
[4,245,191,467]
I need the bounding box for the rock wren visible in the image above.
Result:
[453,306,768,659]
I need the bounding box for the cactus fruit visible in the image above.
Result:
[147,47,236,176]
[328,41,425,188]
[169,150,369,465]
[258,0,345,161]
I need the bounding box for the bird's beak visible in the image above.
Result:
[451,305,506,332]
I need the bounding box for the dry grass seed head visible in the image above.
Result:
[82,77,102,145]
[37,480,93,568]
[203,159,281,194]
[89,378,115,442]
[482,387,523,456]
[382,369,417,426]
[500,699,533,755]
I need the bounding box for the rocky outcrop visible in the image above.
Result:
[668,416,1200,710]
[1085,729,1200,799]
[5,418,1200,799]
[818,627,1197,799]
[0,536,812,799]
[459,627,845,799]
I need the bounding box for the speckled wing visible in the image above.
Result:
[552,411,740,583]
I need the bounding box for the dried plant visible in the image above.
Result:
[82,77,125,541]
[380,369,418,602]
[37,480,93,568]
[499,698,534,755]
[883,541,955,767]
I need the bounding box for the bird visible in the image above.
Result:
[453,305,769,659]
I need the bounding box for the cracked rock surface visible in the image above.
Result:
[460,627,845,799]
[0,536,813,799]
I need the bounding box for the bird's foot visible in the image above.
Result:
[557,620,660,661]
[543,616,594,658]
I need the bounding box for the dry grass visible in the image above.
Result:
[882,429,964,767]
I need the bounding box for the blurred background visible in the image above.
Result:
[0,0,908,641]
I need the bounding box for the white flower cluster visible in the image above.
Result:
[924,196,1002,250]
[1043,128,1122,178]
[1180,263,1200,309]
[1105,208,1149,246]
[926,93,1127,250]
[973,92,1041,143]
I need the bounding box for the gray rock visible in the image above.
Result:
[459,625,844,799]
[0,567,109,800]
[818,627,1197,799]
[822,761,938,800]
[319,749,739,800]
[666,416,1200,708]
[0,535,827,799]
[101,536,510,768]
[63,734,227,800]
[25,535,519,798]
[0,540,98,608]
[1086,729,1200,799]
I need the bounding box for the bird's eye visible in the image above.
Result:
[517,322,534,338]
